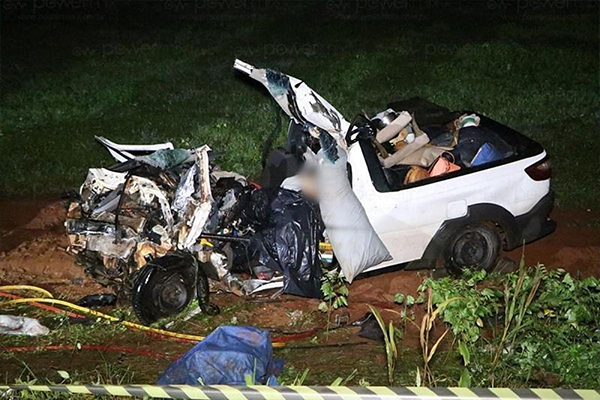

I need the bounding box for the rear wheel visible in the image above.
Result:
[445,223,501,276]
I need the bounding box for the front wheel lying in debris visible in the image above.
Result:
[131,252,218,325]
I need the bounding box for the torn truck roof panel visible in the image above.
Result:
[233,59,349,150]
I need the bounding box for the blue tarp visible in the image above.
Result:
[157,326,283,385]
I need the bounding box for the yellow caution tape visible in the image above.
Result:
[0,385,597,399]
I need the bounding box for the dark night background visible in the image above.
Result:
[1,0,598,207]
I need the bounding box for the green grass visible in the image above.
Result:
[1,4,598,207]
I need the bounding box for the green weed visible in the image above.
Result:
[368,305,399,385]
[319,268,349,332]
[417,266,600,388]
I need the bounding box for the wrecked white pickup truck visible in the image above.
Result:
[65,60,555,325]
[235,59,555,275]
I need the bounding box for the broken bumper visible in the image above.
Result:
[509,191,556,249]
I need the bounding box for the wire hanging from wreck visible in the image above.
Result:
[0,286,320,347]
[0,285,54,299]
[0,286,383,353]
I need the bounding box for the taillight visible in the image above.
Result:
[525,156,552,181]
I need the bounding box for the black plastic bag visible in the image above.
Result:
[240,188,276,229]
[259,148,300,189]
[247,189,323,298]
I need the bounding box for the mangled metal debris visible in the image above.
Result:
[233,59,349,152]
[66,135,325,323]
[94,135,174,163]
[67,142,222,323]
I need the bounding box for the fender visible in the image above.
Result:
[415,203,518,269]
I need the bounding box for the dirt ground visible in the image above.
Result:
[1,199,597,301]
[0,199,598,384]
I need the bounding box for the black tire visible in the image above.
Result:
[131,253,197,325]
[196,269,220,316]
[445,223,501,276]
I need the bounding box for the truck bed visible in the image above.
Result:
[361,97,544,192]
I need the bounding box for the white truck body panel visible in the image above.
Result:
[347,143,550,273]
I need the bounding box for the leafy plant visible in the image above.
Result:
[368,305,398,385]
[394,293,420,324]
[278,367,310,386]
[419,269,501,343]
[291,369,310,386]
[319,268,349,332]
[330,369,357,386]
[457,341,471,387]
[416,262,600,388]
[319,269,349,312]
[490,259,544,385]
[490,266,600,387]
[417,288,462,386]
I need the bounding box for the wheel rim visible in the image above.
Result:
[157,274,189,312]
[453,230,489,268]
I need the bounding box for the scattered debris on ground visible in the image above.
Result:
[157,326,282,385]
[0,315,49,336]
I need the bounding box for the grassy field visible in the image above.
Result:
[1,1,598,207]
